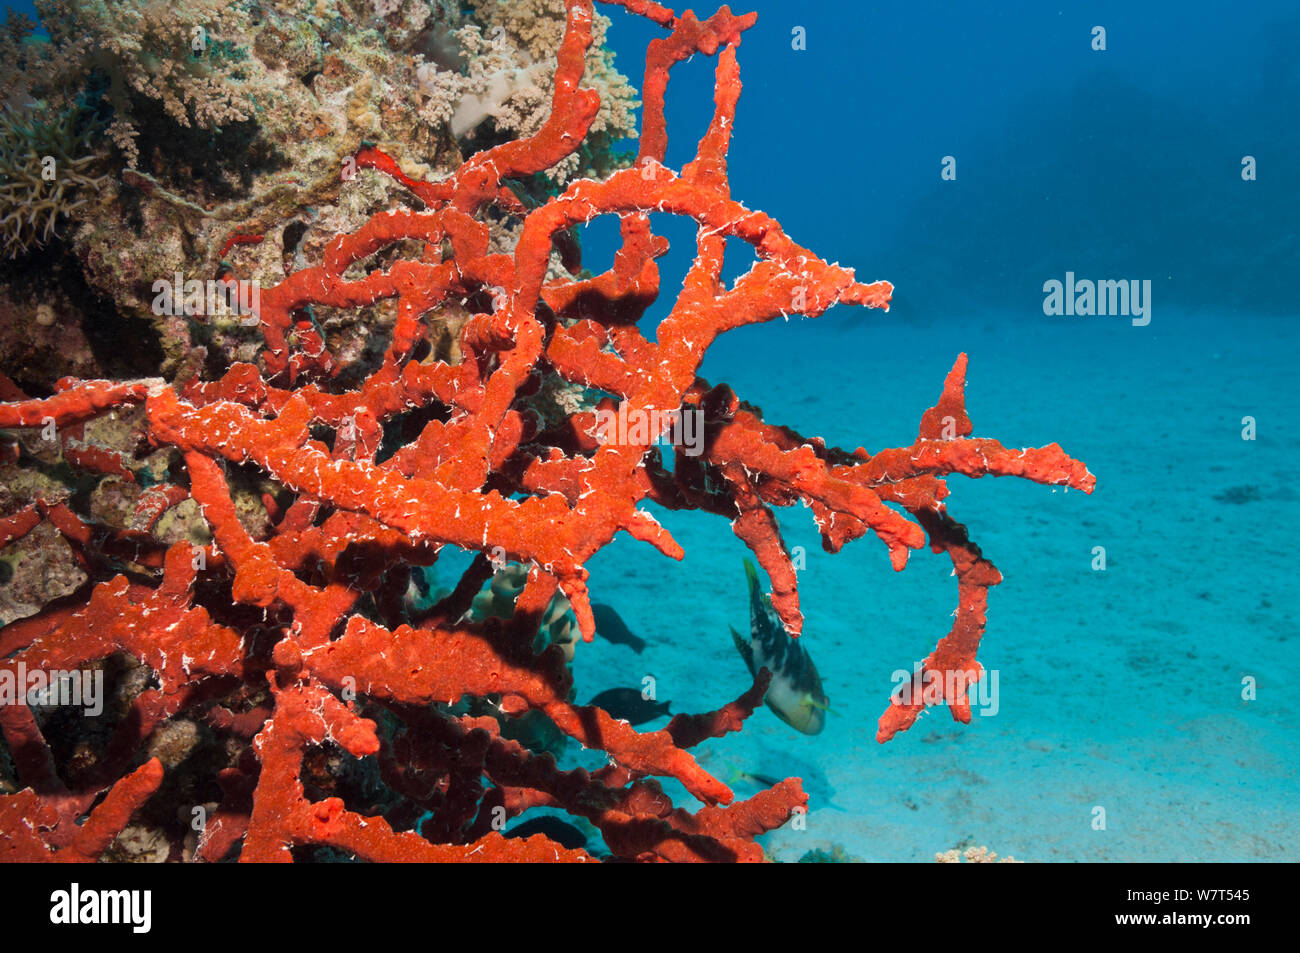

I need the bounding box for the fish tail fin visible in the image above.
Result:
[743,558,776,611]
[730,625,757,675]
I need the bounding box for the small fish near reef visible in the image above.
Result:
[731,560,831,735]
[505,816,590,851]
[727,766,785,790]
[591,603,648,654]
[587,687,672,725]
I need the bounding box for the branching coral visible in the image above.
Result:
[0,105,107,257]
[0,0,1093,862]
[26,0,258,168]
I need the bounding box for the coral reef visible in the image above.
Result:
[798,843,861,863]
[0,0,1093,862]
[0,0,638,385]
[936,845,1021,863]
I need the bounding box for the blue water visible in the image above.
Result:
[561,0,1299,861]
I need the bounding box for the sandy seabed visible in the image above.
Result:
[538,306,1299,862]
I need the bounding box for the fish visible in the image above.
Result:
[753,746,842,808]
[731,559,831,735]
[727,766,785,789]
[591,603,647,653]
[719,747,843,810]
[504,816,589,851]
[587,687,672,725]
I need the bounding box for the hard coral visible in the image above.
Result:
[0,105,107,258]
[0,0,638,390]
[0,0,1093,862]
[30,0,257,168]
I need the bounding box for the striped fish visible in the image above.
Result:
[730,559,831,735]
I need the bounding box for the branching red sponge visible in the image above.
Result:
[0,1,1093,862]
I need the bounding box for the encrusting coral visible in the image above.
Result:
[0,0,1093,862]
